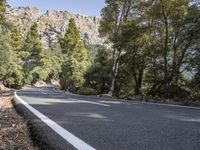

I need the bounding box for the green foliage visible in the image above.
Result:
[9,28,23,87]
[10,27,22,53]
[114,60,135,98]
[141,0,200,99]
[119,21,150,96]
[77,87,97,95]
[22,22,43,84]
[0,34,12,81]
[0,0,12,31]
[99,0,136,96]
[84,43,102,65]
[33,43,64,83]
[84,47,112,94]
[188,42,200,101]
[0,33,23,88]
[0,0,200,105]
[59,19,89,91]
[0,1,23,88]
[60,19,80,54]
[44,44,64,82]
[98,0,200,102]
[0,0,6,25]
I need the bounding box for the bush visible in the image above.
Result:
[76,87,97,95]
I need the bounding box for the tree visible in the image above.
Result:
[34,43,64,83]
[0,34,12,82]
[188,26,200,101]
[0,0,8,82]
[120,21,151,95]
[98,0,200,100]
[22,22,43,84]
[9,27,24,87]
[84,47,112,94]
[59,19,88,91]
[99,0,135,96]
[0,0,11,31]
[10,27,22,53]
[0,0,6,25]
[0,1,23,87]
[0,33,23,88]
[142,0,200,98]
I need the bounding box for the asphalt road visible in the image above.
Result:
[16,86,200,150]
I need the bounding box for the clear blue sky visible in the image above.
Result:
[7,0,106,16]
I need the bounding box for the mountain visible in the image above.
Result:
[5,7,106,49]
[190,0,200,6]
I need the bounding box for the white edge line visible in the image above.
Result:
[39,89,109,107]
[100,101,123,104]
[14,91,96,150]
[139,101,200,110]
[38,89,47,94]
[70,99,110,107]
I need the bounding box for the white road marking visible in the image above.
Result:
[40,91,47,94]
[41,91,47,94]
[70,98,110,107]
[164,114,200,123]
[38,89,47,94]
[100,100,123,104]
[140,101,200,110]
[14,91,96,150]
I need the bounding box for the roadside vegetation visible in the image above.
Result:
[0,0,200,105]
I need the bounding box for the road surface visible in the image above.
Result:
[15,86,200,150]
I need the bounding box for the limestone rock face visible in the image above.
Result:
[6,7,106,49]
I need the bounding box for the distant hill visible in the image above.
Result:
[5,7,107,49]
[190,0,200,6]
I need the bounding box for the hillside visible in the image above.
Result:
[5,7,106,49]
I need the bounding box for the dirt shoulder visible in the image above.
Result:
[0,90,38,150]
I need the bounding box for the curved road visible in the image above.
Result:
[15,86,200,150]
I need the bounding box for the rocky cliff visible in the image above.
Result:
[6,7,106,49]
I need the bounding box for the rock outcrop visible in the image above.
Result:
[6,7,106,49]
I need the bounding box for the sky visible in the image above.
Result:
[7,0,106,16]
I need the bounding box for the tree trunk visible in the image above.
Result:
[134,67,144,95]
[161,1,169,98]
[134,83,141,95]
[109,59,119,96]
[108,48,119,96]
[164,24,169,98]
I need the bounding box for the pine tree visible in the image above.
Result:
[0,32,23,88]
[9,27,23,87]
[22,22,43,84]
[60,19,88,91]
[0,0,6,25]
[99,0,135,96]
[0,34,11,82]
[0,0,7,77]
[0,0,21,87]
[10,27,22,55]
[85,47,112,94]
[0,0,11,31]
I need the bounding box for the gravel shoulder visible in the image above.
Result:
[0,90,38,150]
